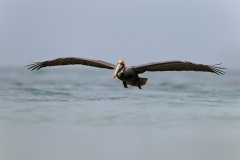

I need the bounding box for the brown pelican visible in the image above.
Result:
[27,57,225,89]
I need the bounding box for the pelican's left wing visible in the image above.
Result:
[133,60,225,75]
[27,57,115,71]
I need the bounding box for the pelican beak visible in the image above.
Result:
[112,63,123,79]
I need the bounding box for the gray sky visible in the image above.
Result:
[0,0,239,68]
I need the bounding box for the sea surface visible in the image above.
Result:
[0,66,239,160]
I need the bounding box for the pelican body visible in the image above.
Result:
[112,59,148,89]
[27,57,225,89]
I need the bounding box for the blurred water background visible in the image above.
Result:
[0,66,239,160]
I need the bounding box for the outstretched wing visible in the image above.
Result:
[133,60,225,75]
[26,57,115,71]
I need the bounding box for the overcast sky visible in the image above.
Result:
[0,0,239,68]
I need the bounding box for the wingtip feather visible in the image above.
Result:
[210,64,226,75]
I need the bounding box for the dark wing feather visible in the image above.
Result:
[133,60,225,75]
[26,57,115,71]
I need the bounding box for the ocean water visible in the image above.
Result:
[0,66,240,160]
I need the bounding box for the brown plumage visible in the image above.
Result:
[26,57,115,71]
[133,60,225,75]
[26,57,225,89]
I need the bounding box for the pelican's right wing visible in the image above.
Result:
[26,57,115,71]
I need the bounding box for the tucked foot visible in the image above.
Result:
[123,82,128,88]
[138,81,142,89]
[136,78,142,89]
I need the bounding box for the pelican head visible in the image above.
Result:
[112,59,125,79]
